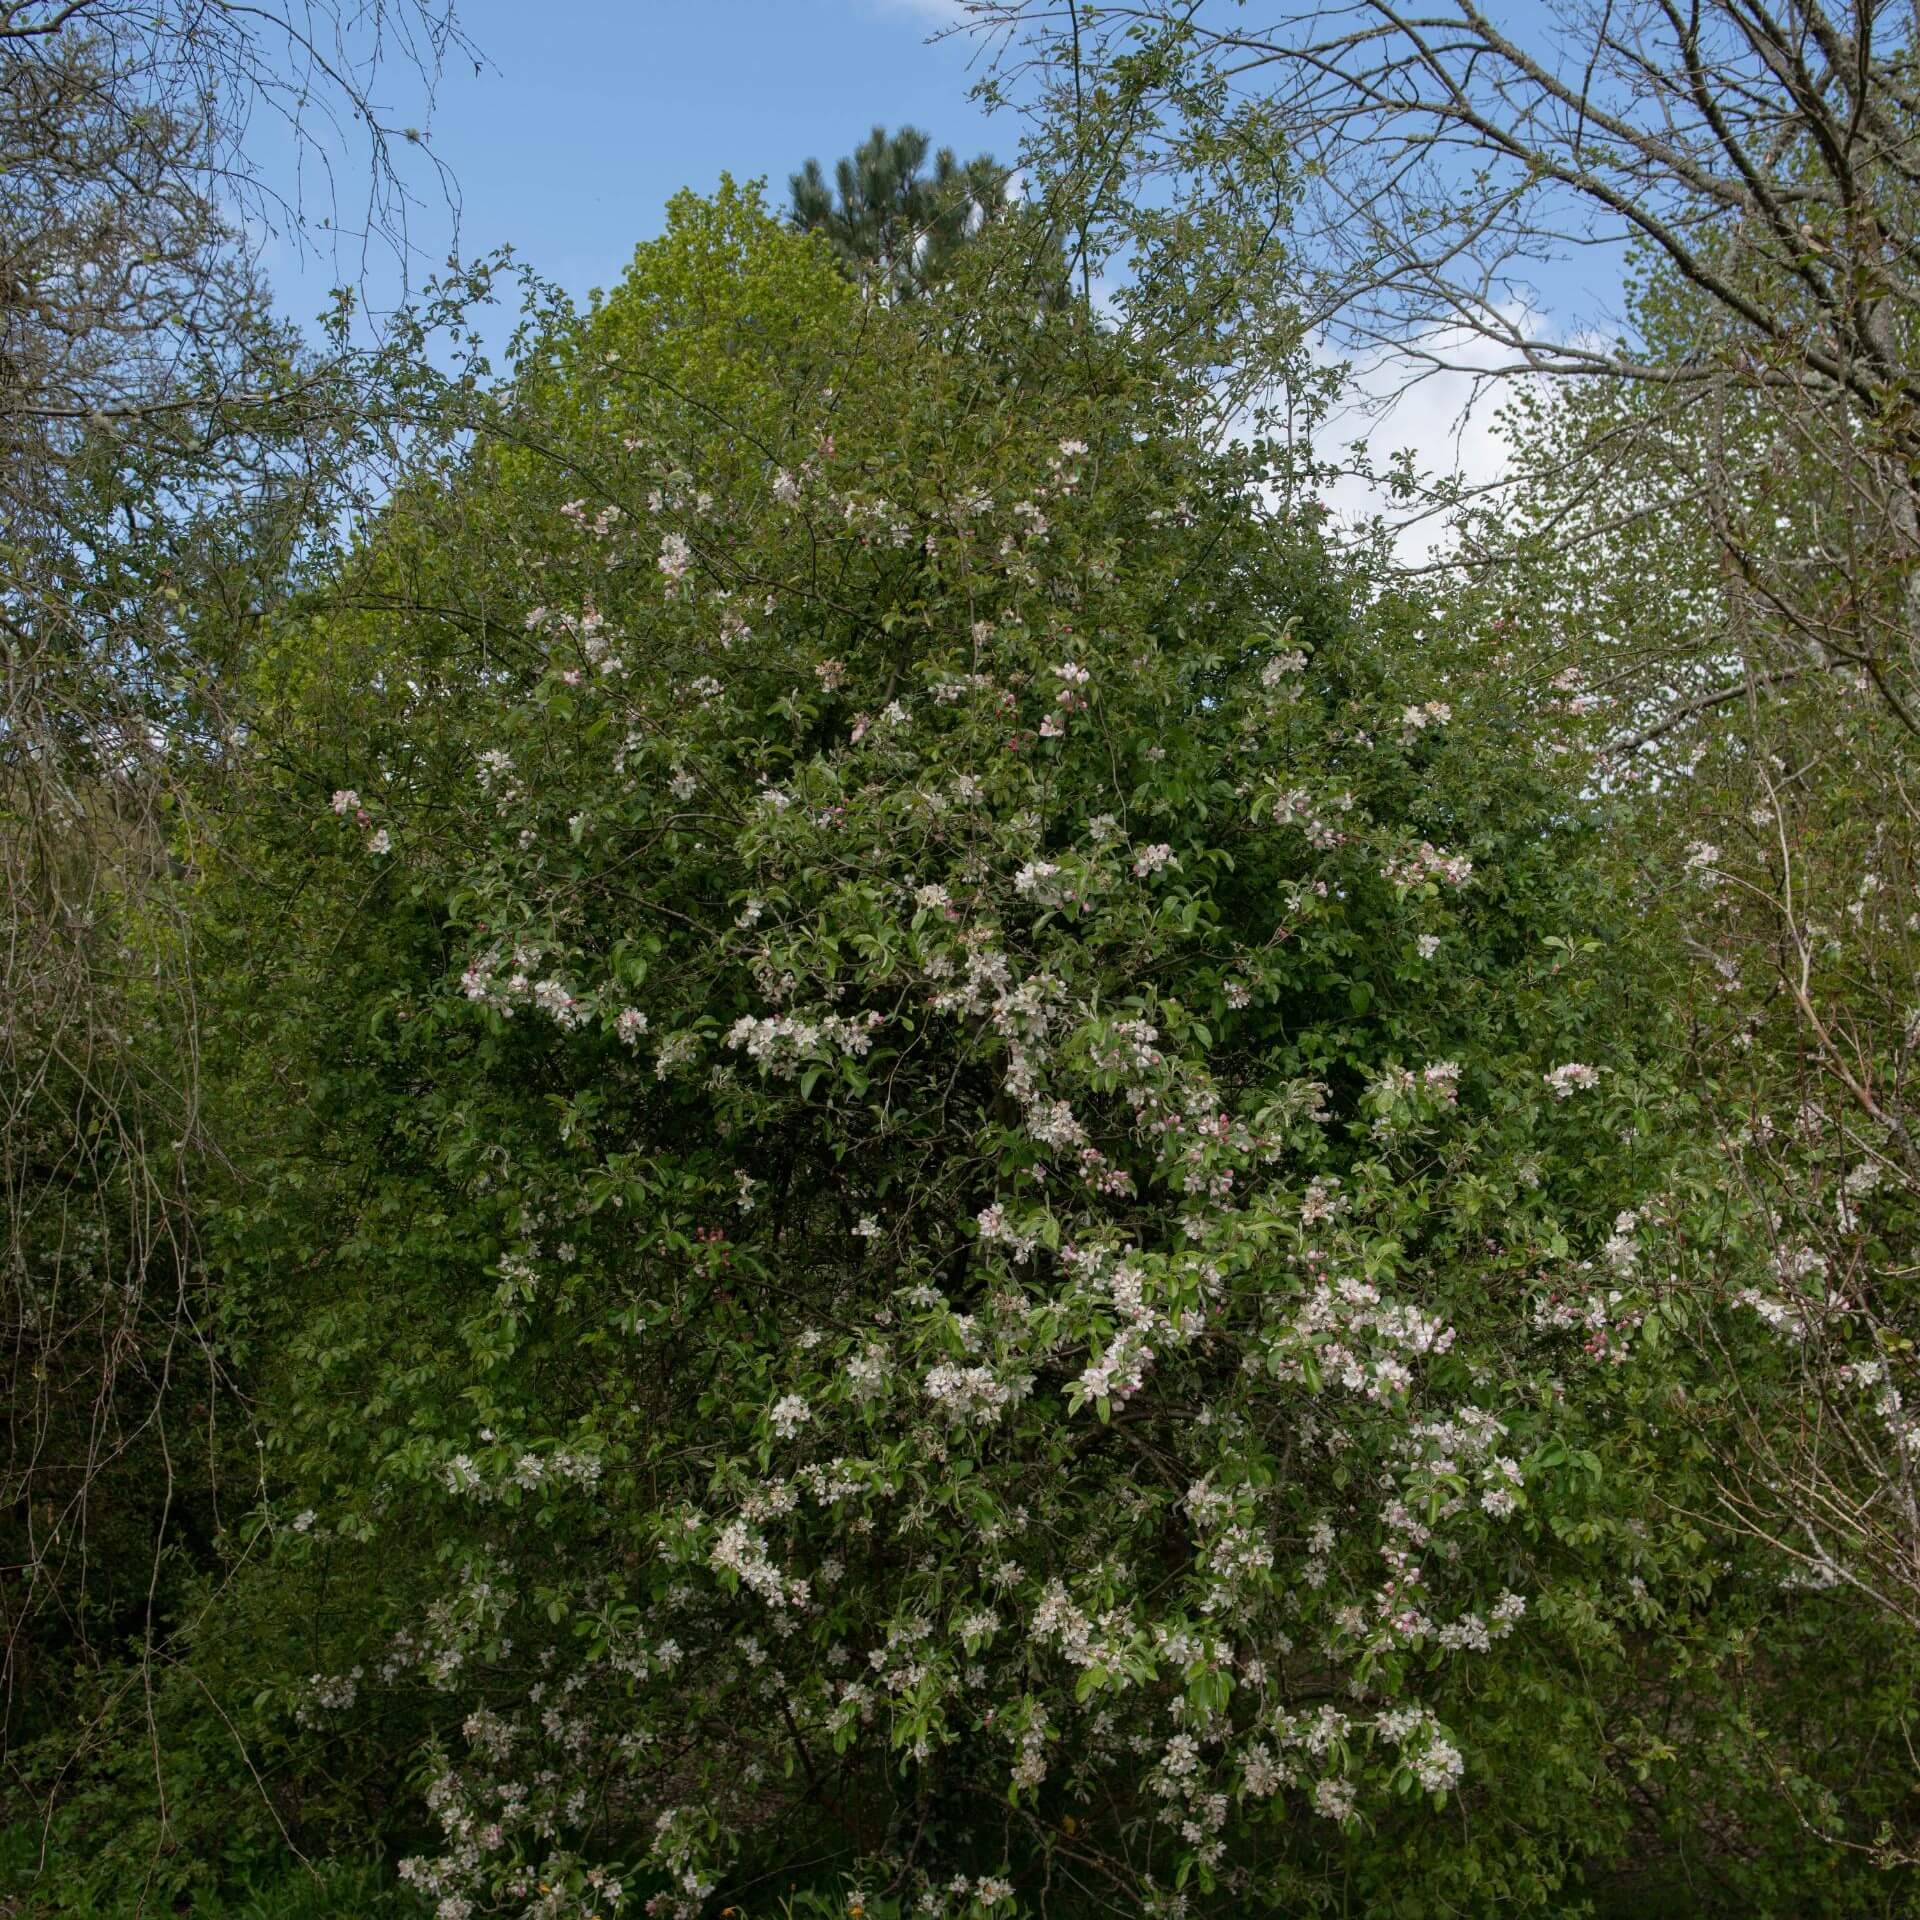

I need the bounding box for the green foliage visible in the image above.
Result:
[13,73,1920,1920]
[124,179,1762,1917]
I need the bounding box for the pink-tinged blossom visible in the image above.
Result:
[1132,843,1174,878]
[1414,1738,1465,1792]
[1382,842,1474,888]
[330,788,360,814]
[532,979,587,1029]
[1077,1327,1155,1406]
[657,532,692,588]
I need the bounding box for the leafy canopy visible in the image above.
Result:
[175,181,1707,1918]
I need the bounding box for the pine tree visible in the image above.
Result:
[789,123,1018,298]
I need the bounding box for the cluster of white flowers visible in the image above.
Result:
[845,1341,892,1399]
[1313,1777,1358,1822]
[293,1665,363,1727]
[438,1446,602,1503]
[1012,858,1067,905]
[723,1007,885,1076]
[710,1518,803,1608]
[327,787,390,854]
[531,977,588,1028]
[1375,1704,1466,1791]
[652,1030,702,1080]
[1533,1269,1645,1365]
[768,1394,811,1440]
[1268,1266,1457,1409]
[975,1201,1042,1264]
[923,1361,1030,1426]
[559,495,625,538]
[1543,1061,1601,1098]
[1683,839,1721,886]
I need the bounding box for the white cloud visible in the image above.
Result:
[1311,314,1549,567]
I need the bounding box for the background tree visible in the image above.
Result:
[0,0,476,1892]
[790,122,1045,299]
[1457,264,1920,1660]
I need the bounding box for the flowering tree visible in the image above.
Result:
[197,183,1697,1917]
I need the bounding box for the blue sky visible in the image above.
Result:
[259,0,994,330]
[248,0,1619,542]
